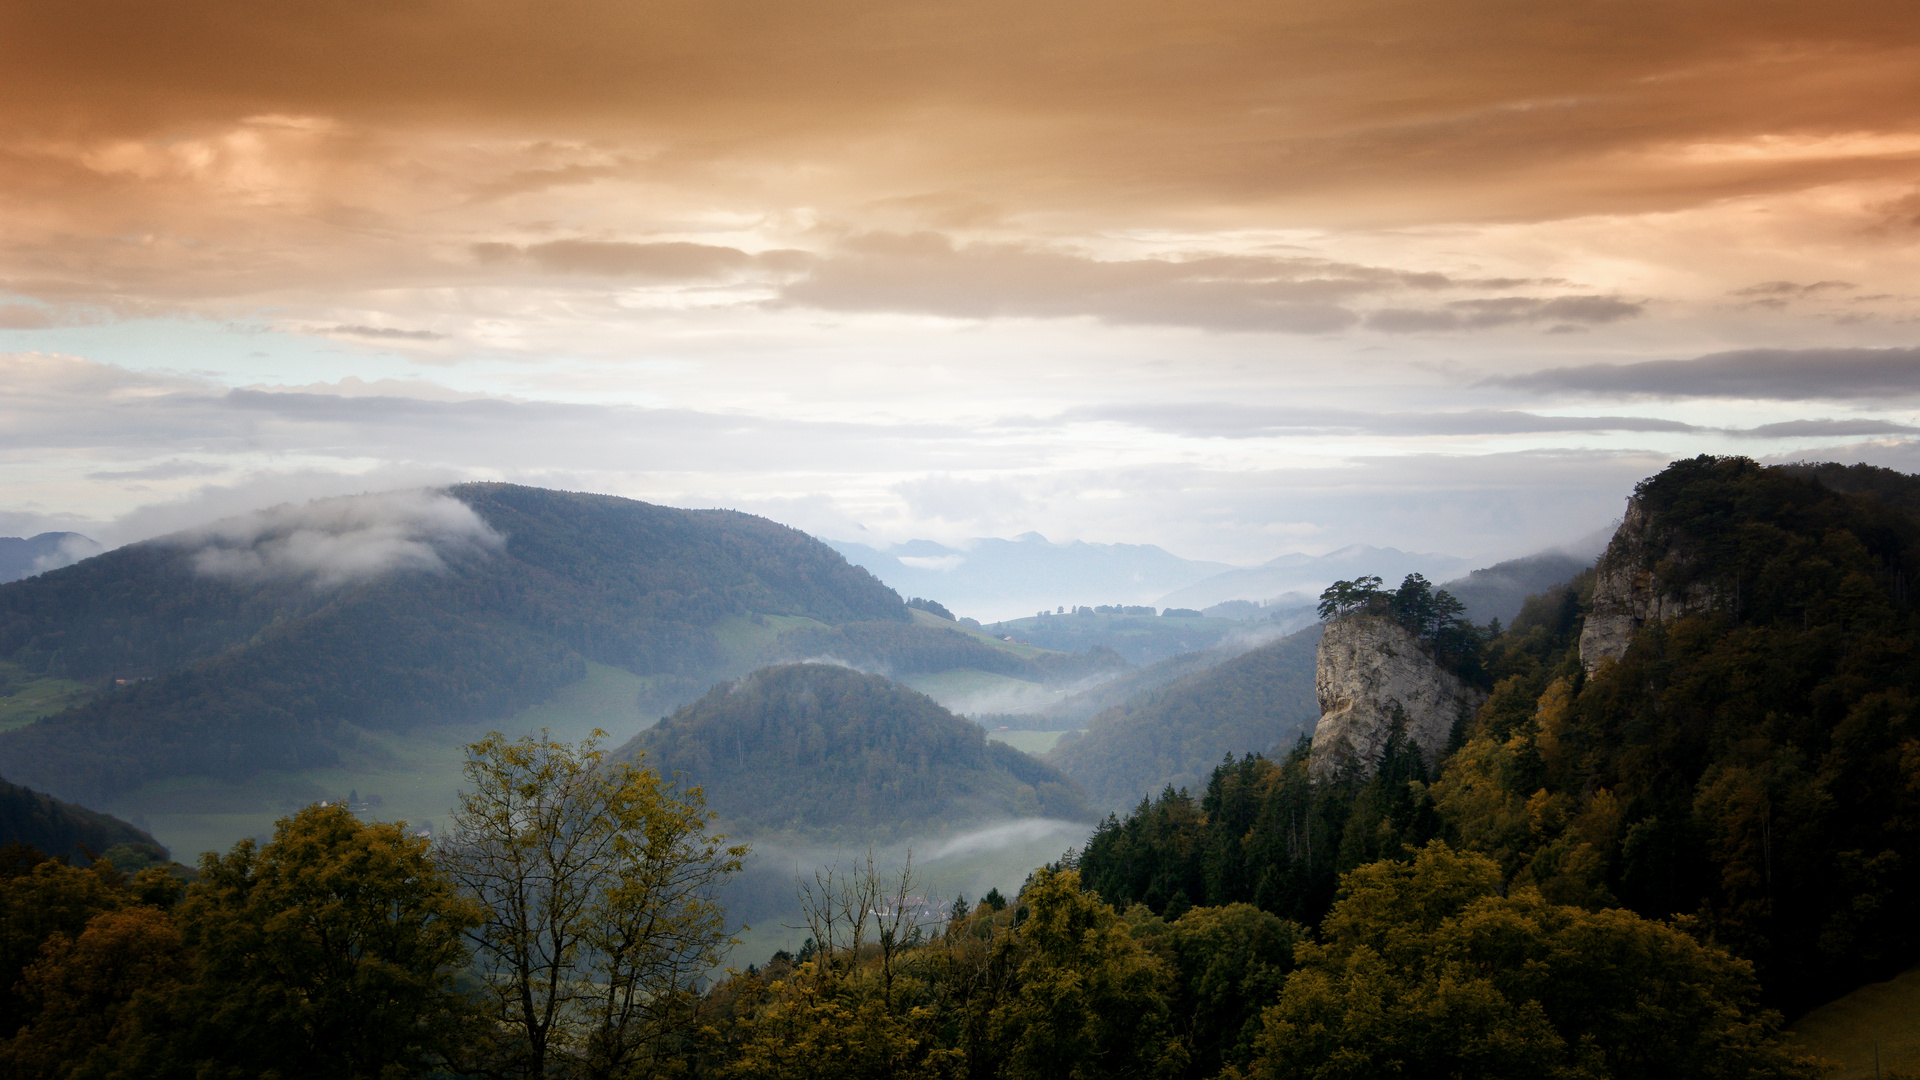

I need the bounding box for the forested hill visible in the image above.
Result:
[619,663,1092,838]
[1079,456,1920,1015]
[0,486,922,803]
[0,774,163,865]
[1046,624,1322,810]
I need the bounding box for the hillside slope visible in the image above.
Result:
[0,775,164,864]
[1046,625,1322,810]
[1433,456,1920,1011]
[1437,551,1592,626]
[619,663,1092,838]
[0,485,920,802]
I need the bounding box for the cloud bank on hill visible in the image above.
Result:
[181,490,503,587]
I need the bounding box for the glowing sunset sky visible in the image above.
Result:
[2,0,1917,563]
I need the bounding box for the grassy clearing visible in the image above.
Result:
[986,730,1075,755]
[102,661,662,865]
[508,660,657,745]
[0,659,95,732]
[711,613,833,668]
[1788,962,1920,1078]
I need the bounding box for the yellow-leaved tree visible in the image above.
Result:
[442,730,747,1080]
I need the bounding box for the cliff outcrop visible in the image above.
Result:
[1577,498,1716,672]
[1310,614,1484,778]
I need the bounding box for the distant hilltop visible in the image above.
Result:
[0,532,102,584]
[830,534,1231,622]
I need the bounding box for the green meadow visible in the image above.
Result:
[0,658,94,732]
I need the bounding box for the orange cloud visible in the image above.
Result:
[0,0,1913,315]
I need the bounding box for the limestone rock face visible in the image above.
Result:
[1577,498,1716,672]
[1310,614,1485,778]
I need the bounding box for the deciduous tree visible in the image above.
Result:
[443,729,747,1079]
[160,803,482,1080]
[1238,843,1823,1080]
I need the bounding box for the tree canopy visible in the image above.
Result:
[1318,572,1481,681]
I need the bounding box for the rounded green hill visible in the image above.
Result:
[622,663,1092,839]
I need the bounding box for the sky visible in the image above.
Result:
[2,0,1918,565]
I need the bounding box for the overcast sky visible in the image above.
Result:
[2,0,1918,563]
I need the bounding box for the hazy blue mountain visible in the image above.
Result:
[616,663,1092,839]
[1046,625,1323,811]
[0,486,934,803]
[975,625,1305,729]
[1155,544,1475,610]
[1437,551,1594,626]
[0,533,102,584]
[829,533,1233,622]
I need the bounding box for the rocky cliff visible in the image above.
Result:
[1310,614,1484,778]
[1577,497,1716,672]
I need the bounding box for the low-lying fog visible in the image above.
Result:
[716,817,1093,970]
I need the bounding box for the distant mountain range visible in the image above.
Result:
[1155,544,1479,611]
[1046,625,1324,811]
[0,486,1090,805]
[831,534,1519,627]
[0,533,102,584]
[828,534,1232,622]
[1438,551,1595,626]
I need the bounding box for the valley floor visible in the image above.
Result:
[101,661,657,862]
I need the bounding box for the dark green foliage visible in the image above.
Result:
[1076,729,1442,928]
[700,856,1806,1080]
[905,597,954,620]
[1315,574,1384,619]
[0,808,483,1080]
[622,663,1093,838]
[1320,571,1484,683]
[1241,844,1821,1080]
[1047,627,1321,809]
[1125,902,1303,1080]
[0,485,908,803]
[0,775,164,865]
[141,804,483,1080]
[1435,455,1920,1012]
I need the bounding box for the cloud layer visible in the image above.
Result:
[179,490,503,587]
[1492,348,1920,400]
[1,1,1917,579]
